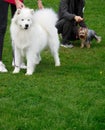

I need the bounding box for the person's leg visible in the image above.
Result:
[0,0,9,61]
[61,21,74,48]
[10,4,16,67]
[62,21,72,44]
[56,19,65,34]
[56,19,74,48]
[0,0,9,72]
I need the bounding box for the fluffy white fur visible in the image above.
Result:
[10,8,60,75]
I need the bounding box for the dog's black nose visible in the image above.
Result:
[25,24,29,29]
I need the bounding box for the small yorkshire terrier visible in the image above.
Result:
[78,27,101,48]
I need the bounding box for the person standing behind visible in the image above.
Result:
[0,0,43,72]
[56,0,87,48]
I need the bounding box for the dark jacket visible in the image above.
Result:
[56,0,86,34]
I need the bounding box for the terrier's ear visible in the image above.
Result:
[78,27,82,33]
[79,27,83,32]
[85,28,88,34]
[30,9,34,15]
[80,27,82,30]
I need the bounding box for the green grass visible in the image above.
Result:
[0,0,105,129]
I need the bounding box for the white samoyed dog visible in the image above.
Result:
[10,7,60,75]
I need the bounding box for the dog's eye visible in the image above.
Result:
[28,19,30,21]
[21,19,24,21]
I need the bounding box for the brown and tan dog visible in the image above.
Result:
[78,27,101,48]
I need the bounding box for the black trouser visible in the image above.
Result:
[56,19,78,44]
[0,0,16,61]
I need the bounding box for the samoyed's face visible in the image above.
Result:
[15,8,34,30]
[17,17,32,30]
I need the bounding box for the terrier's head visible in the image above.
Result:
[78,27,88,40]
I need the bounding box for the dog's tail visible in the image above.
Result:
[95,35,102,43]
[34,8,58,24]
[34,8,58,33]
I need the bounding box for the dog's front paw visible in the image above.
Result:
[80,43,84,48]
[25,72,33,76]
[25,69,33,75]
[86,44,90,48]
[13,67,20,74]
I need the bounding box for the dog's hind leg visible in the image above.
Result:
[36,53,41,64]
[52,51,60,66]
[48,37,60,66]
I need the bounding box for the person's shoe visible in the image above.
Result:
[0,61,8,72]
[66,44,74,48]
[61,43,74,48]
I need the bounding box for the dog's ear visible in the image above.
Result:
[16,9,21,15]
[30,9,34,15]
[78,27,82,33]
[80,27,82,30]
[12,9,21,24]
[85,28,88,34]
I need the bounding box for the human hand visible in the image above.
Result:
[74,16,83,22]
[15,0,25,9]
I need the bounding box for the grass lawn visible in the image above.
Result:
[0,0,105,129]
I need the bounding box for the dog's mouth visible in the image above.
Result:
[79,35,85,39]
